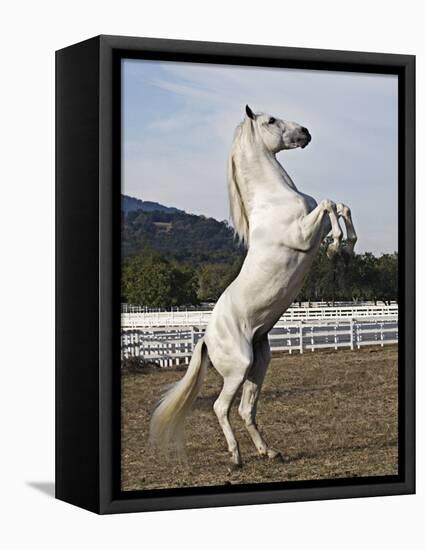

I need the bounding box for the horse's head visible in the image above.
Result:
[245,104,311,153]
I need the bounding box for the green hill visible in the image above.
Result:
[122,194,182,216]
[121,194,244,266]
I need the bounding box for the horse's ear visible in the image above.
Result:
[245,104,255,120]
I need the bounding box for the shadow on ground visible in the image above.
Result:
[26,481,55,498]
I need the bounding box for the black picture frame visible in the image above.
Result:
[56,34,415,514]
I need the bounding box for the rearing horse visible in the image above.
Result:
[150,105,357,467]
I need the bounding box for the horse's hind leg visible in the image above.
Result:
[238,336,281,460]
[213,371,247,467]
[211,340,253,467]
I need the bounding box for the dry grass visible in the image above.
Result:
[121,346,398,491]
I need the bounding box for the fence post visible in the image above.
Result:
[299,322,303,354]
[357,321,361,349]
[288,327,292,355]
[191,326,195,353]
[349,319,354,350]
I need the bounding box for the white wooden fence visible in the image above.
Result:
[121,301,396,314]
[121,317,398,367]
[121,304,398,329]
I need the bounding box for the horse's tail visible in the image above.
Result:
[149,338,208,454]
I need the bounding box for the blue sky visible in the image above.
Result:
[122,59,398,255]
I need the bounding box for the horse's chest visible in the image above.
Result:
[292,193,318,217]
[278,194,318,223]
[303,194,318,213]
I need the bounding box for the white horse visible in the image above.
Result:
[150,105,357,467]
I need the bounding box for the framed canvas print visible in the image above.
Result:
[56,35,415,514]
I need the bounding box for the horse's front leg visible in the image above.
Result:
[337,203,358,258]
[300,200,343,259]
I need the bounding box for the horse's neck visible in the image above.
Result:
[268,154,298,191]
[238,147,299,212]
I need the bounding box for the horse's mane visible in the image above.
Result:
[228,120,252,248]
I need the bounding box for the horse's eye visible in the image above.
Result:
[268,117,276,124]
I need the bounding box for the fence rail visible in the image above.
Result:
[121,304,398,329]
[121,317,398,367]
[121,301,396,313]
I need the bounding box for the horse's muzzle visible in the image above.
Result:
[301,130,312,148]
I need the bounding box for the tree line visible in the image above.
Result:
[121,243,398,308]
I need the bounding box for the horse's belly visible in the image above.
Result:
[239,246,318,336]
[251,283,303,337]
[205,242,319,349]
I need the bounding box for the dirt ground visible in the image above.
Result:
[121,346,398,491]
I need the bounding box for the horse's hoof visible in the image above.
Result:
[227,462,242,473]
[341,244,354,262]
[266,449,290,462]
[267,449,284,461]
[326,244,340,260]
